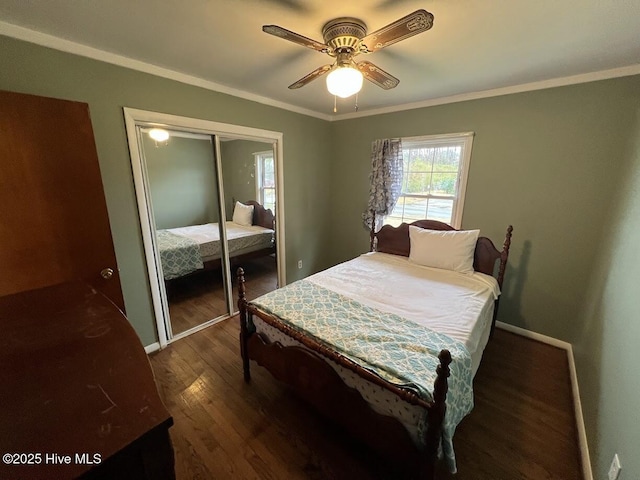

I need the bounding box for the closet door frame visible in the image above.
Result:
[123,107,285,348]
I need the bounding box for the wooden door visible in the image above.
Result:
[0,90,124,310]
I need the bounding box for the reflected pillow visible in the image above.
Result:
[232,201,254,226]
[408,226,479,274]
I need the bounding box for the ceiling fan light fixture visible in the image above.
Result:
[263,10,433,107]
[148,128,170,142]
[326,65,363,98]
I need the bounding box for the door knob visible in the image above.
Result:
[100,268,114,279]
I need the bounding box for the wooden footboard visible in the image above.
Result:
[237,268,451,479]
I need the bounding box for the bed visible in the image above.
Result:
[236,219,512,478]
[157,200,275,280]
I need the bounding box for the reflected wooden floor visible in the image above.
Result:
[150,321,582,480]
[166,255,277,335]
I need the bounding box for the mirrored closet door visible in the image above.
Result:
[219,137,279,305]
[124,109,285,346]
[140,128,229,336]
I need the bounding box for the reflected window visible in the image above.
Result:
[255,151,276,213]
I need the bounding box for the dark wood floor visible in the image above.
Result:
[166,256,277,335]
[150,320,582,480]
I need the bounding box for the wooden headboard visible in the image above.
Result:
[372,220,513,289]
[244,200,275,230]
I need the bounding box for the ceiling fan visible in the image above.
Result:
[262,9,434,99]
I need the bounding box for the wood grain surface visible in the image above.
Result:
[150,319,581,479]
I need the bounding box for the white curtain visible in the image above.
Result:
[362,138,403,231]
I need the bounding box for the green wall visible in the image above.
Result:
[0,35,333,347]
[329,77,640,342]
[143,135,219,229]
[144,135,275,229]
[220,139,272,218]
[573,106,640,480]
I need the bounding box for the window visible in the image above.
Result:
[254,151,276,213]
[384,133,473,228]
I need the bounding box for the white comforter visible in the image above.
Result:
[307,252,500,375]
[167,221,273,260]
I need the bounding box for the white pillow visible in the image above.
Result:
[408,226,480,274]
[232,201,254,226]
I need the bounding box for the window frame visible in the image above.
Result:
[254,150,276,213]
[385,132,474,229]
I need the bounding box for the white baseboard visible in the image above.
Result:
[144,342,161,354]
[496,321,593,480]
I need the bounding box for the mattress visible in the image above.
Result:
[157,221,273,280]
[306,252,499,375]
[166,221,274,262]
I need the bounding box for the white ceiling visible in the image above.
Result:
[1,0,640,119]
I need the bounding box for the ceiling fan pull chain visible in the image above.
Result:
[355,92,359,112]
[334,95,337,113]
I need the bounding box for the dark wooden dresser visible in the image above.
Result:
[0,282,175,480]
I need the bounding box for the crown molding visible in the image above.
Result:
[333,64,640,121]
[0,20,332,121]
[2,20,639,124]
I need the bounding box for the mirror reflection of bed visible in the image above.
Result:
[142,132,278,336]
[162,201,277,334]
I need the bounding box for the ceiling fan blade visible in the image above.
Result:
[288,64,333,89]
[360,9,434,53]
[356,61,400,90]
[263,25,329,53]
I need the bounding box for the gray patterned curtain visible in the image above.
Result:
[362,138,403,232]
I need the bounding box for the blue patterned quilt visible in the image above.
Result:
[156,230,204,280]
[251,279,473,472]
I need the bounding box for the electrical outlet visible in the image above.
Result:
[608,454,621,480]
[297,260,303,269]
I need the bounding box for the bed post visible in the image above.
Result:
[491,225,513,338]
[422,349,452,480]
[496,225,513,289]
[237,267,251,382]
